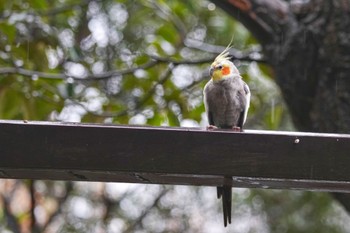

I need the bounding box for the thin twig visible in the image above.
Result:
[29,180,37,232]
[148,54,214,65]
[102,184,142,222]
[124,187,169,232]
[0,43,264,82]
[0,60,158,81]
[67,64,174,118]
[185,38,267,63]
[0,183,21,233]
[41,182,74,231]
[39,0,94,16]
[147,1,187,40]
[134,64,174,109]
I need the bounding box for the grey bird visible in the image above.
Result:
[203,48,250,227]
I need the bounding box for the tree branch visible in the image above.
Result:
[0,56,211,82]
[0,60,158,81]
[67,64,174,118]
[1,194,20,233]
[29,180,38,233]
[149,54,214,65]
[124,187,169,232]
[0,182,21,233]
[147,1,187,42]
[0,42,265,82]
[41,182,73,231]
[210,0,295,46]
[39,0,94,16]
[184,38,267,63]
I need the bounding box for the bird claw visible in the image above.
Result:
[206,125,218,130]
[232,126,241,132]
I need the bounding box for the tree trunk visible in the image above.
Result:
[211,0,350,209]
[212,0,350,133]
[272,0,350,133]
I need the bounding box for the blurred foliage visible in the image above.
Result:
[0,0,349,232]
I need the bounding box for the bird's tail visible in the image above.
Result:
[217,185,232,227]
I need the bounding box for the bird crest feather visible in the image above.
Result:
[214,39,233,64]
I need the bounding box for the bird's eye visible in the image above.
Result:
[217,65,223,70]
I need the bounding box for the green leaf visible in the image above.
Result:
[157,24,177,44]
[0,23,16,43]
[30,0,47,10]
[258,63,274,79]
[167,109,180,126]
[0,86,24,119]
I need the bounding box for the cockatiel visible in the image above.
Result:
[203,47,250,227]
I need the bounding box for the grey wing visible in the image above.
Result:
[236,81,250,128]
[203,81,215,126]
[242,82,250,125]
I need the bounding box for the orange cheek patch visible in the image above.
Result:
[221,66,230,75]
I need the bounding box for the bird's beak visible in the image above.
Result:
[209,67,214,77]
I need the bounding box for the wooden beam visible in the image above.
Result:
[0,120,350,192]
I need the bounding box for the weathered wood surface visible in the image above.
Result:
[0,120,350,192]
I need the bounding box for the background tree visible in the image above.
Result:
[211,0,350,216]
[0,0,349,232]
[212,0,350,133]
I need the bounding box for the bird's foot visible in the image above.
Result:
[206,125,218,130]
[232,126,241,132]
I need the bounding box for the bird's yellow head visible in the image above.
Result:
[209,47,239,82]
